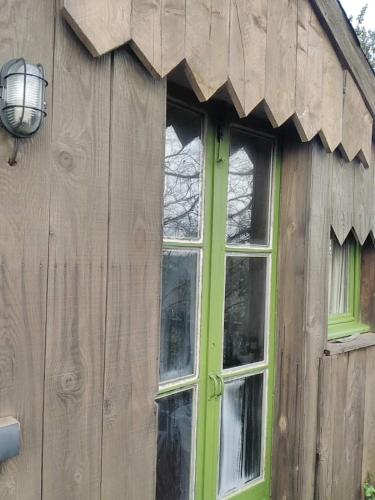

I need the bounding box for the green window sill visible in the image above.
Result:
[328,320,370,341]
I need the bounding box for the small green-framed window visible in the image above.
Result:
[328,233,369,340]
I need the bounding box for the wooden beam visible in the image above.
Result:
[310,0,375,118]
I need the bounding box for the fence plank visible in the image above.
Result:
[0,0,54,498]
[101,49,166,500]
[42,6,111,499]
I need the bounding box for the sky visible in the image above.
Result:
[339,0,375,29]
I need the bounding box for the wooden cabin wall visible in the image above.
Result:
[274,138,375,500]
[0,1,165,499]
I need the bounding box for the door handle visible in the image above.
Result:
[216,374,224,398]
[208,374,224,400]
[208,374,220,400]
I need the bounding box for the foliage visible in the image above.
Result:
[349,4,375,71]
[364,474,375,499]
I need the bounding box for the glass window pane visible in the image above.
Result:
[328,237,351,315]
[223,256,268,369]
[160,250,199,383]
[227,129,272,246]
[156,390,194,500]
[164,103,204,240]
[219,374,264,497]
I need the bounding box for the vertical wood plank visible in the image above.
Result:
[264,0,297,127]
[62,0,132,57]
[301,140,331,499]
[354,160,374,244]
[330,152,354,245]
[131,0,186,77]
[363,347,375,484]
[0,0,54,498]
[316,356,334,500]
[361,242,375,330]
[272,140,312,500]
[185,0,230,101]
[319,35,344,152]
[273,139,331,500]
[343,350,366,498]
[227,0,268,117]
[42,6,111,499]
[294,0,324,142]
[101,49,166,500]
[341,71,373,167]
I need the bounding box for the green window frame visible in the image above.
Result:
[328,234,369,341]
[156,96,281,500]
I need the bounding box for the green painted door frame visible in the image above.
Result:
[193,114,281,500]
[159,99,281,500]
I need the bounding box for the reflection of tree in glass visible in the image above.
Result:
[223,257,266,369]
[160,251,197,382]
[164,125,202,240]
[227,148,254,244]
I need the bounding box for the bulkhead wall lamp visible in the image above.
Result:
[0,58,48,165]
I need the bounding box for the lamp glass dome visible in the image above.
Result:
[0,59,47,138]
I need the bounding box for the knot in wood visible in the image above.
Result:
[58,151,75,172]
[59,370,83,396]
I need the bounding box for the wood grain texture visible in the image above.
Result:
[273,139,332,500]
[60,0,374,167]
[185,0,230,101]
[363,347,375,485]
[319,35,344,152]
[101,49,166,500]
[330,152,354,245]
[62,0,131,57]
[361,244,375,331]
[353,160,374,244]
[131,0,186,77]
[227,0,268,117]
[301,140,331,499]
[317,350,367,500]
[0,0,54,498]
[294,0,324,142]
[272,140,311,500]
[264,0,297,127]
[42,5,111,499]
[325,333,375,355]
[310,0,375,118]
[341,71,373,167]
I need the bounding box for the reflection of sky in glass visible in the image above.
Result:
[163,124,203,240]
[227,147,254,244]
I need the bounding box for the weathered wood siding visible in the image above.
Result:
[316,346,375,500]
[0,1,374,500]
[0,1,165,499]
[274,138,375,500]
[62,0,374,168]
